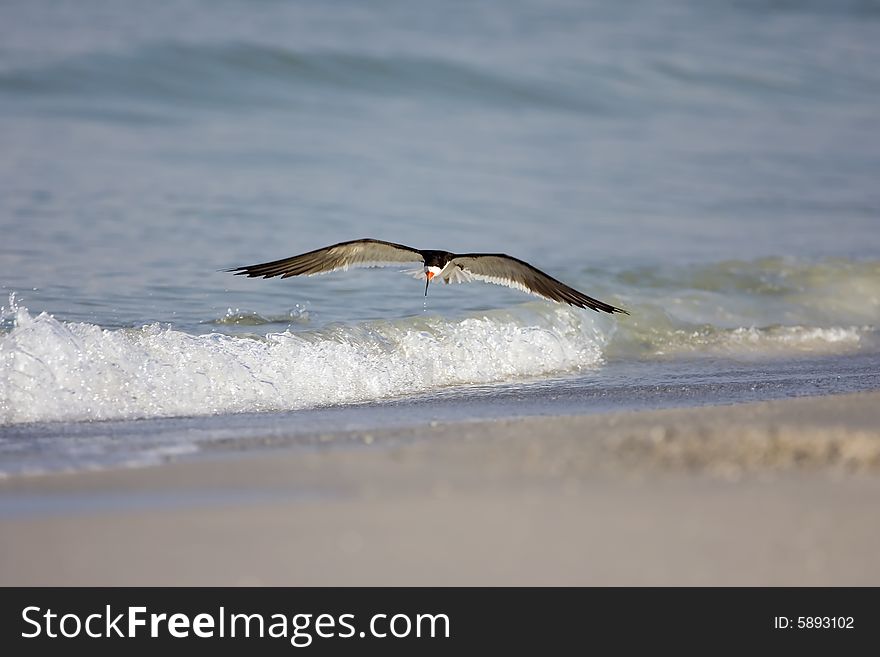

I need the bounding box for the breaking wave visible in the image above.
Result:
[0,298,606,425]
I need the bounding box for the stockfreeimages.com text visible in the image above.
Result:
[22,606,450,647]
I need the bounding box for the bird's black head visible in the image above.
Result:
[420,250,453,269]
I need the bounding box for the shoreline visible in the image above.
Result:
[2,391,879,585]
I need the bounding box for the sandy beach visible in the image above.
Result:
[2,391,880,586]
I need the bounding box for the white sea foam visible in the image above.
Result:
[656,324,869,357]
[0,300,606,425]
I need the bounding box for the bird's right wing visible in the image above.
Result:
[446,253,628,314]
[226,238,425,279]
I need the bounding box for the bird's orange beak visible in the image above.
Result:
[426,271,435,281]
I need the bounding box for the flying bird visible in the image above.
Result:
[227,238,628,314]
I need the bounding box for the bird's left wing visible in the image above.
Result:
[227,238,425,279]
[445,254,629,314]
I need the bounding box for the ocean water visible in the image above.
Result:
[1,0,879,473]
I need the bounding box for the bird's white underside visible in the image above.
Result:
[304,260,417,275]
[453,272,536,296]
[407,263,549,300]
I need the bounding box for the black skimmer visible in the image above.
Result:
[227,238,628,314]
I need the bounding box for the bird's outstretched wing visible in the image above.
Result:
[445,254,629,314]
[226,238,424,279]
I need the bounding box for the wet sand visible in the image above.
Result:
[2,391,880,585]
